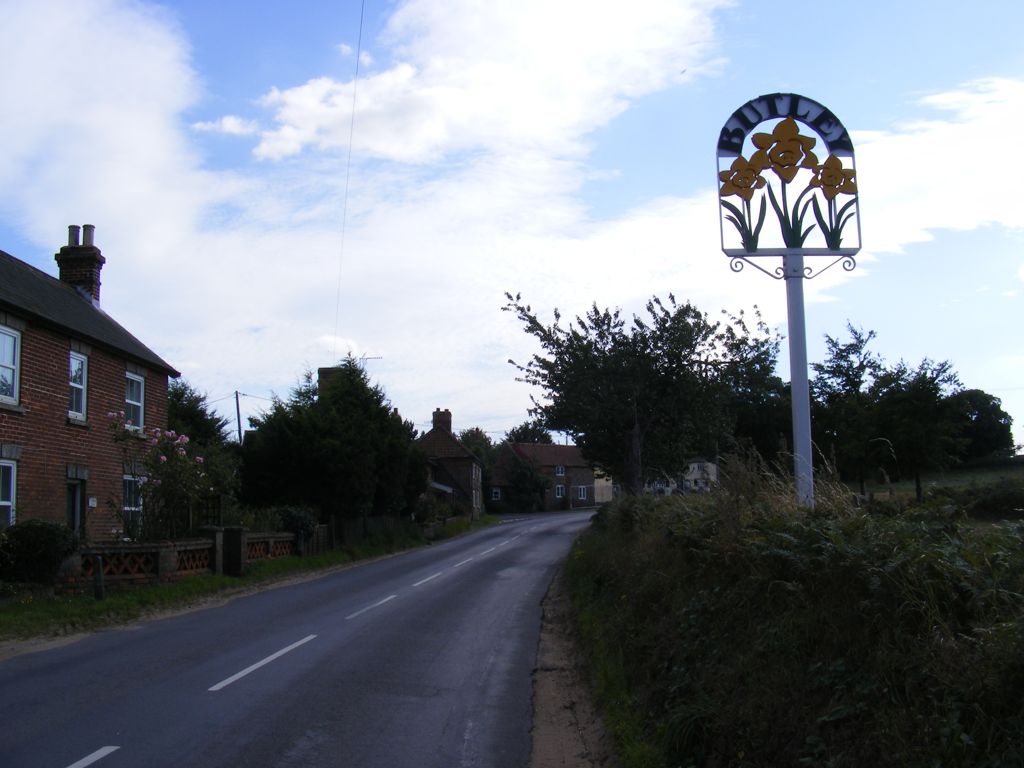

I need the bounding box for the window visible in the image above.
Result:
[491,488,501,501]
[0,461,15,528]
[125,373,144,429]
[0,326,19,405]
[122,475,143,537]
[555,465,565,476]
[577,486,587,501]
[555,484,565,499]
[69,352,88,419]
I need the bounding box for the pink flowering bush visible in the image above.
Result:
[109,413,208,540]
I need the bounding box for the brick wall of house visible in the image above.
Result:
[0,317,168,541]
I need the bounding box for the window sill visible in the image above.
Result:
[0,401,25,414]
[67,416,89,428]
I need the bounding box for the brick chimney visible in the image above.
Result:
[432,408,452,433]
[55,224,105,305]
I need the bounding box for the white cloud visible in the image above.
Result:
[192,116,260,136]
[855,78,1024,254]
[253,0,727,163]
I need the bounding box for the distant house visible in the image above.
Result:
[681,458,718,492]
[491,443,596,511]
[645,458,719,495]
[417,408,483,519]
[0,225,179,540]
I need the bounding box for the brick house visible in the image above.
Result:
[0,225,179,541]
[491,443,596,511]
[417,408,483,519]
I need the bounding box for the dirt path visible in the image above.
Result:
[531,568,619,768]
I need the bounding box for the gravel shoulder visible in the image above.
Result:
[531,567,619,768]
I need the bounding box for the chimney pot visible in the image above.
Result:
[55,224,105,304]
[432,408,453,433]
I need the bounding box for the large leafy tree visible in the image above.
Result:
[810,324,884,491]
[504,293,778,494]
[504,419,553,444]
[241,358,426,519]
[871,359,962,501]
[947,388,1016,461]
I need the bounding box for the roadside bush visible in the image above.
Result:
[274,506,318,539]
[0,520,77,583]
[413,495,450,525]
[568,487,1024,767]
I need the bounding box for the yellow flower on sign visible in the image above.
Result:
[750,117,819,183]
[718,156,767,201]
[809,154,857,200]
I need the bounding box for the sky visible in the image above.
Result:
[0,0,1021,449]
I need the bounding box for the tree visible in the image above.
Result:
[947,389,1016,461]
[871,359,962,501]
[810,324,884,492]
[504,419,553,444]
[458,427,497,468]
[169,379,231,447]
[495,445,550,512]
[241,359,426,519]
[168,379,238,503]
[458,427,497,506]
[504,293,778,494]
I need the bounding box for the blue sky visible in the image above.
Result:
[0,0,1021,449]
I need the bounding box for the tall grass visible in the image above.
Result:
[567,457,1024,767]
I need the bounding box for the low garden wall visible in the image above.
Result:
[56,528,297,592]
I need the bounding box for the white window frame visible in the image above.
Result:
[0,460,15,528]
[555,465,565,477]
[491,488,501,501]
[69,351,88,419]
[555,484,565,499]
[0,325,20,406]
[125,372,145,429]
[577,486,587,501]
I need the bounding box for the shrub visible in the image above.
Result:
[568,487,1024,767]
[274,506,318,539]
[0,520,77,583]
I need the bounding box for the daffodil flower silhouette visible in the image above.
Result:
[719,157,768,251]
[810,154,858,248]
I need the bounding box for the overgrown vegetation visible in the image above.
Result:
[567,461,1024,767]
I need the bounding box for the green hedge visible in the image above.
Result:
[568,494,1024,767]
[0,520,78,584]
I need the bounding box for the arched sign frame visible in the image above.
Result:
[716,93,861,281]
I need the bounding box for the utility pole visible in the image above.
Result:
[235,390,243,444]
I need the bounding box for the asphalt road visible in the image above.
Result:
[0,512,593,768]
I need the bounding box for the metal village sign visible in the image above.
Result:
[716,93,861,505]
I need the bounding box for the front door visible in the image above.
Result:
[67,481,84,535]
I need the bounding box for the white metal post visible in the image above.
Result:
[784,252,814,506]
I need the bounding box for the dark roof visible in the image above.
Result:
[0,249,179,376]
[491,442,591,486]
[510,442,588,468]
[418,427,481,463]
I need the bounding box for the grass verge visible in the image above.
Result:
[0,517,498,642]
